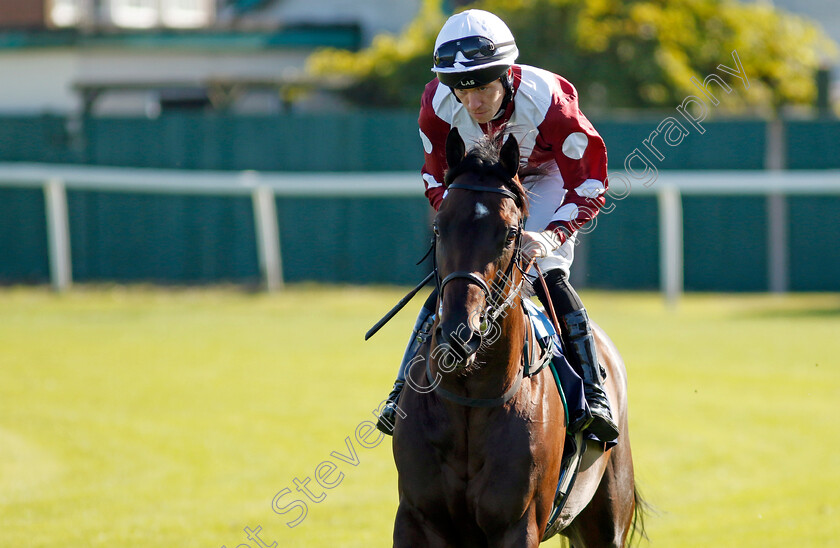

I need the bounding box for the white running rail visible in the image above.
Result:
[1,163,839,301]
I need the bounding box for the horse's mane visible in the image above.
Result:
[443,130,547,218]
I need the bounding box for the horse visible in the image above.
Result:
[390,128,645,547]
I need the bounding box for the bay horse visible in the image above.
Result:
[391,129,645,547]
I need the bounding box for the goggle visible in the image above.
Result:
[434,36,515,68]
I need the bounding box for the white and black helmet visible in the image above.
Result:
[432,9,519,89]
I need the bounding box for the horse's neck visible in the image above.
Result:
[476,297,526,383]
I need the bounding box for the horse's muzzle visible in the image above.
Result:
[435,320,482,369]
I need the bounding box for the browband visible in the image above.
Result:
[446,183,521,206]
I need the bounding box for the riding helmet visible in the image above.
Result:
[432,9,519,89]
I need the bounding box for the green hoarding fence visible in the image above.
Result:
[4,184,837,291]
[0,187,50,283]
[1,113,839,171]
[78,114,797,171]
[67,191,260,284]
[786,120,840,170]
[788,196,840,291]
[1,114,839,290]
[584,196,660,290]
[276,197,432,285]
[83,113,424,171]
[0,188,433,287]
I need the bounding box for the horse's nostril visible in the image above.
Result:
[462,331,481,355]
[437,321,481,359]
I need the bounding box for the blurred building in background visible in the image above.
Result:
[46,0,216,30]
[0,0,836,115]
[0,0,420,115]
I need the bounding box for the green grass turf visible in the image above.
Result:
[1,286,838,547]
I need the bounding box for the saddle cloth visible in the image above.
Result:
[521,298,589,431]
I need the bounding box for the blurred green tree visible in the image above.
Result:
[307,0,836,113]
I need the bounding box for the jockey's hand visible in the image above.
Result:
[521,230,564,262]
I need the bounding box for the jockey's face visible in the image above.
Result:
[454,79,505,124]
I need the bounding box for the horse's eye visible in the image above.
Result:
[505,227,518,246]
[433,224,440,237]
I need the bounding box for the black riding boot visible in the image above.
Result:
[534,269,619,444]
[375,306,435,435]
[560,309,619,444]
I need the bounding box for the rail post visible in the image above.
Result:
[43,177,73,292]
[658,184,683,307]
[250,180,284,292]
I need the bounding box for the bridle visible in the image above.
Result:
[433,182,527,338]
[425,181,547,408]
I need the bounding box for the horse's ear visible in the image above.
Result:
[446,128,465,169]
[499,134,520,179]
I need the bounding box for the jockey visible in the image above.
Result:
[376,9,619,444]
